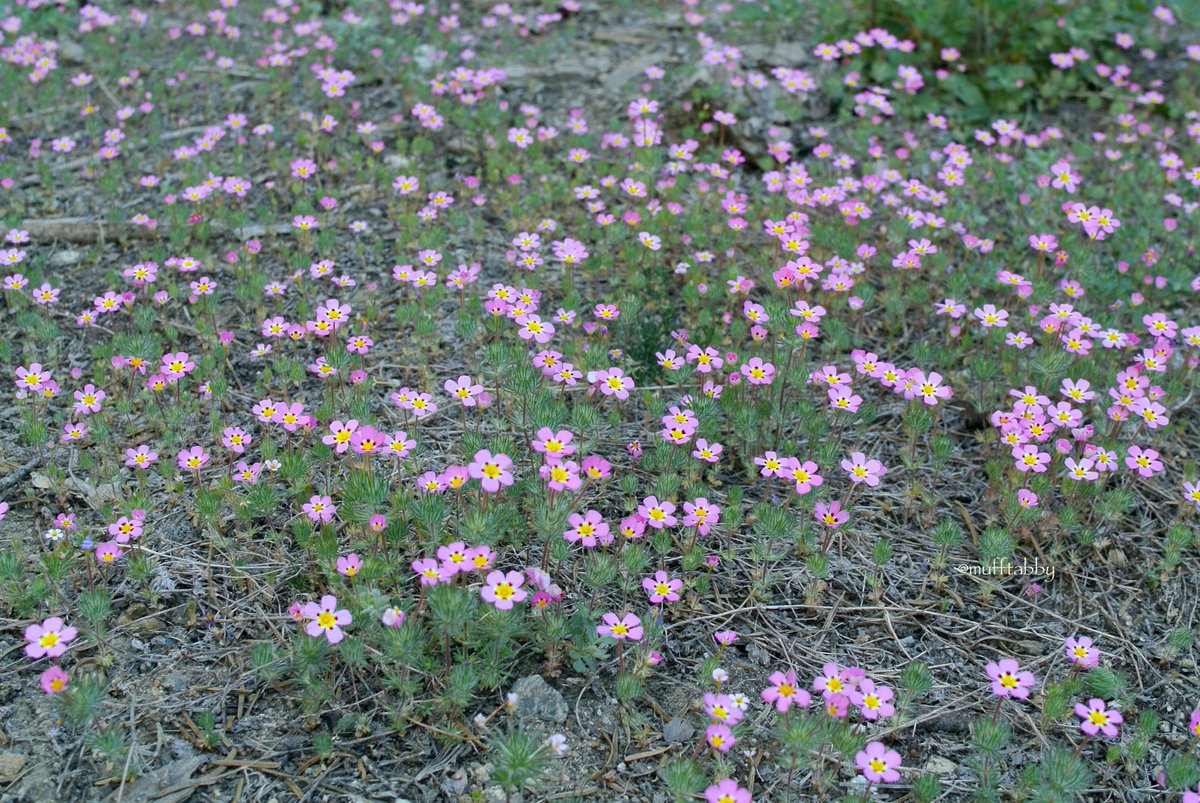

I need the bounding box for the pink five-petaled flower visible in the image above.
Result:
[637,495,677,529]
[24,616,77,659]
[986,658,1035,699]
[177,445,210,471]
[445,375,483,406]
[595,367,634,399]
[481,570,528,611]
[703,692,744,725]
[1124,445,1163,478]
[642,570,682,604]
[412,557,442,587]
[849,678,895,721]
[1075,698,1123,738]
[739,357,775,385]
[381,607,406,628]
[302,595,352,644]
[336,553,362,577]
[856,741,902,784]
[1065,636,1100,669]
[813,500,849,529]
[532,427,576,464]
[704,779,751,803]
[762,669,811,713]
[468,450,514,493]
[40,665,69,694]
[596,612,643,641]
[303,494,336,523]
[705,724,735,753]
[841,452,887,487]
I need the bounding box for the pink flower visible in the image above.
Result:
[221,426,251,454]
[564,510,610,548]
[301,595,352,643]
[986,658,1035,699]
[40,665,69,694]
[382,607,406,628]
[782,458,823,494]
[642,570,682,604]
[1075,698,1122,738]
[705,724,736,752]
[532,428,576,463]
[481,570,528,610]
[761,669,811,713]
[594,367,634,399]
[637,496,677,529]
[849,678,895,720]
[704,779,751,803]
[468,449,514,492]
[703,692,744,725]
[336,553,362,577]
[444,375,483,406]
[739,357,775,384]
[814,500,849,529]
[1125,445,1163,478]
[322,419,359,453]
[1065,636,1099,668]
[841,452,887,486]
[177,445,210,471]
[302,494,336,523]
[412,557,442,586]
[856,741,902,783]
[24,616,77,659]
[596,612,643,641]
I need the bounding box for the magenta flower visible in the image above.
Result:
[856,741,902,783]
[445,374,484,406]
[301,595,352,644]
[468,449,514,493]
[564,509,610,548]
[986,658,1035,699]
[302,494,336,523]
[177,445,210,471]
[95,541,123,563]
[1075,698,1122,738]
[703,692,744,725]
[221,426,251,454]
[849,678,895,721]
[1125,445,1163,478]
[705,724,736,753]
[594,367,634,399]
[336,553,362,577]
[813,500,849,529]
[322,419,359,453]
[761,669,811,713]
[532,427,576,463]
[24,617,77,659]
[637,495,677,529]
[704,779,750,803]
[40,665,69,694]
[739,357,775,385]
[481,570,528,610]
[782,458,823,494]
[412,557,442,587]
[596,612,643,641]
[382,607,406,628]
[841,452,887,487]
[642,570,682,604]
[1065,636,1100,669]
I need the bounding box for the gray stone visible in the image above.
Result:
[509,675,568,724]
[662,717,694,743]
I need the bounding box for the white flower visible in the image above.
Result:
[712,667,729,684]
[545,734,568,756]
